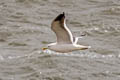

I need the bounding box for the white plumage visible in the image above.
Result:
[43,12,91,53]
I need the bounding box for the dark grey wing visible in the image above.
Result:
[73,37,83,44]
[73,37,76,43]
[51,12,73,44]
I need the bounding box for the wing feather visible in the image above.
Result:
[51,12,73,44]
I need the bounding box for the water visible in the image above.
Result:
[0,0,120,80]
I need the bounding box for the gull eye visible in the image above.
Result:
[48,46,50,48]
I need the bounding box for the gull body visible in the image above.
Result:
[48,43,90,53]
[43,12,91,53]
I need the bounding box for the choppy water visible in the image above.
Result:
[0,0,120,80]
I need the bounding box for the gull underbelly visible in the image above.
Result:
[49,44,76,53]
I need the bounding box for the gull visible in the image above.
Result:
[42,12,91,53]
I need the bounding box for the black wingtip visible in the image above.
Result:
[63,12,65,15]
[54,12,65,21]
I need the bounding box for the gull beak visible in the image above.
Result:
[42,47,48,50]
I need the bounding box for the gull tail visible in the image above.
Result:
[80,45,91,50]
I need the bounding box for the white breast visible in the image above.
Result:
[49,44,77,53]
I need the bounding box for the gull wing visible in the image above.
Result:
[51,12,73,44]
[73,37,83,44]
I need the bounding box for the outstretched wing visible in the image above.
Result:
[51,12,73,44]
[73,37,83,44]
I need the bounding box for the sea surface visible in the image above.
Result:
[0,0,120,80]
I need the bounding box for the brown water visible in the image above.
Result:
[0,0,120,80]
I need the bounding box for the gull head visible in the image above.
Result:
[42,43,57,51]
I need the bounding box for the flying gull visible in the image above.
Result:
[42,12,91,53]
